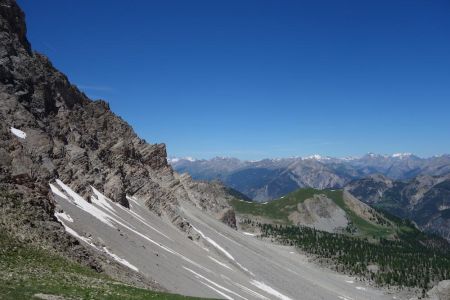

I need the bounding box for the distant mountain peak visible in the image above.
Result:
[303,154,330,161]
[391,152,413,159]
[168,156,196,163]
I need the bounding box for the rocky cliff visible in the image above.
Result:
[0,0,237,280]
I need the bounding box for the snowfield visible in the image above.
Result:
[51,180,400,300]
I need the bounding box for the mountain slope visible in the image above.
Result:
[0,230,200,300]
[346,174,450,241]
[0,1,404,299]
[231,188,450,291]
[50,181,397,299]
[3,1,447,299]
[0,0,236,293]
[232,188,403,239]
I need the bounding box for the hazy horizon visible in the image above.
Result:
[168,152,449,161]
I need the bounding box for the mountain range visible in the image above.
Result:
[1,1,449,299]
[170,154,450,201]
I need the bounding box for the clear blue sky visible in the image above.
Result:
[18,0,450,160]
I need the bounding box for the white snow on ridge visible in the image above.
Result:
[303,154,331,161]
[391,152,412,159]
[168,157,196,163]
[250,280,293,300]
[103,247,139,272]
[10,127,26,139]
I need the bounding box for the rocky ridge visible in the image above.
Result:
[0,0,237,284]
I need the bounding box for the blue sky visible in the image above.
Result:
[18,0,450,160]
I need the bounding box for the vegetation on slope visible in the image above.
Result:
[254,222,450,293]
[231,188,398,239]
[234,188,450,291]
[0,232,206,300]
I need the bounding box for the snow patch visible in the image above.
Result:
[242,232,256,236]
[103,247,139,272]
[54,214,99,250]
[10,127,26,139]
[55,211,73,223]
[91,186,115,211]
[345,280,354,284]
[49,183,68,200]
[250,280,293,300]
[192,225,255,276]
[197,281,233,300]
[191,225,235,261]
[355,286,366,291]
[303,154,331,161]
[208,256,233,270]
[55,179,115,228]
[122,196,173,240]
[183,266,247,300]
[232,282,270,300]
[392,152,412,159]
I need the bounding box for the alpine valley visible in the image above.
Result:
[171,156,450,242]
[1,1,449,300]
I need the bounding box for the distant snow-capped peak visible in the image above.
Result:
[168,157,196,163]
[303,154,330,161]
[391,152,413,159]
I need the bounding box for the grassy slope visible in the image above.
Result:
[231,188,400,239]
[0,232,207,300]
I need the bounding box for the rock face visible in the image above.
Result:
[170,154,450,201]
[288,194,348,233]
[427,280,450,300]
[0,0,238,275]
[346,174,450,241]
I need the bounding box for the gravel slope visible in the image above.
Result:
[51,180,401,300]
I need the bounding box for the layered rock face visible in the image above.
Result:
[0,0,236,264]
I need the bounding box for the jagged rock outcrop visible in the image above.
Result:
[0,0,239,281]
[176,173,238,228]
